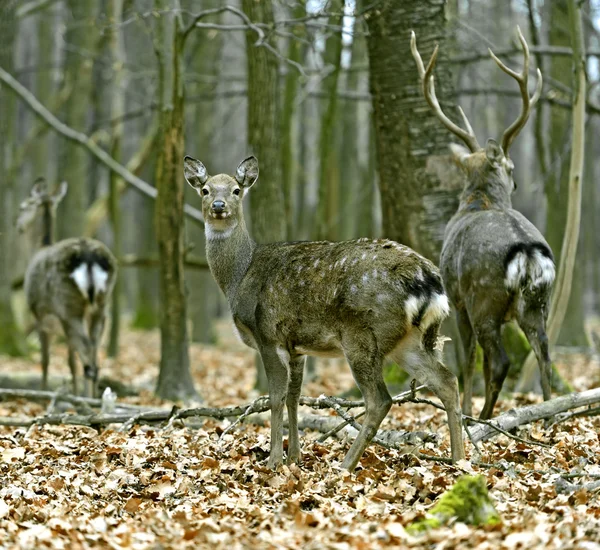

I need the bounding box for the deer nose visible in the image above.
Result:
[212,200,226,213]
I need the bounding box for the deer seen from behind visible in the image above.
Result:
[411,28,555,419]
[17,179,117,397]
[184,155,465,471]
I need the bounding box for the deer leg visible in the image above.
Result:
[478,328,510,420]
[456,310,476,416]
[394,333,465,463]
[260,346,290,470]
[342,335,390,471]
[88,311,107,395]
[61,318,96,398]
[286,355,305,464]
[67,347,79,395]
[39,330,50,391]
[521,320,552,401]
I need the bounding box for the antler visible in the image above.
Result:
[410,31,481,153]
[489,26,543,155]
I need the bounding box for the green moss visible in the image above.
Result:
[0,320,27,357]
[407,475,500,534]
[383,361,410,392]
[131,301,158,330]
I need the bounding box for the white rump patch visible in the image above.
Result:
[504,251,528,290]
[505,250,555,290]
[529,250,555,288]
[404,295,424,325]
[70,264,89,299]
[421,293,450,330]
[92,264,109,294]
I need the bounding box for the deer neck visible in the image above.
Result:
[41,203,54,246]
[458,175,512,213]
[205,217,256,300]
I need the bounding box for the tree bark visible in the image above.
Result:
[57,0,98,238]
[241,0,286,244]
[517,0,587,391]
[543,0,586,347]
[315,0,343,241]
[107,0,125,357]
[280,1,305,240]
[0,0,26,356]
[242,0,286,392]
[365,0,463,259]
[154,1,197,401]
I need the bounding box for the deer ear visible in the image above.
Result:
[235,156,259,188]
[52,181,68,205]
[449,143,470,166]
[30,177,47,198]
[485,139,503,166]
[184,155,209,189]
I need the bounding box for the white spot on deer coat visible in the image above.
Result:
[70,264,90,299]
[362,274,369,284]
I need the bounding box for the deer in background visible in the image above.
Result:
[17,179,117,397]
[411,28,555,419]
[184,155,465,470]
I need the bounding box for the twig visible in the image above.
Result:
[219,396,270,440]
[469,388,600,443]
[549,405,600,426]
[463,414,552,449]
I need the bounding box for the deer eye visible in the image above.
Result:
[233,188,241,196]
[202,188,209,196]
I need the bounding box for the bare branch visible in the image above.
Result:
[0,66,204,226]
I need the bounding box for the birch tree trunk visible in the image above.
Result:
[365,0,463,259]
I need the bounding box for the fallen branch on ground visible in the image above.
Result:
[469,388,600,443]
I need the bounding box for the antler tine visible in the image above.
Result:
[489,26,543,154]
[410,31,480,153]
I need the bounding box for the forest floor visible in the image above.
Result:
[1,323,600,549]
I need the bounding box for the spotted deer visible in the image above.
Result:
[17,179,117,396]
[411,28,555,419]
[184,155,465,470]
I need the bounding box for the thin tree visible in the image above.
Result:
[0,0,26,356]
[242,0,287,392]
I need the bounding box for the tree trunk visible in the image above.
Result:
[57,0,98,238]
[107,0,125,357]
[544,0,587,346]
[242,0,286,392]
[154,2,197,401]
[280,1,305,240]
[185,1,222,345]
[315,0,343,241]
[365,0,462,259]
[0,0,25,356]
[241,0,286,244]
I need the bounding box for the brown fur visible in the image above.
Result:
[184,155,465,470]
[19,181,117,396]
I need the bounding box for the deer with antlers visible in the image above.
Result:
[411,28,555,419]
